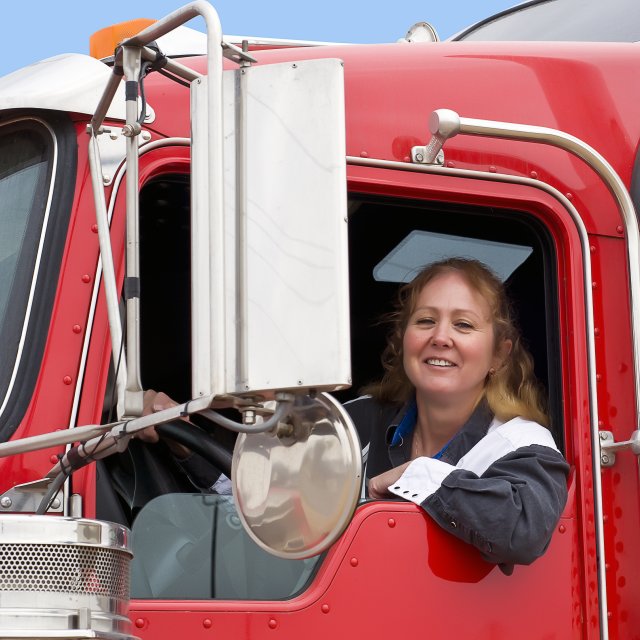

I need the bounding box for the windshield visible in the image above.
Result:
[0,120,54,413]
[456,0,640,42]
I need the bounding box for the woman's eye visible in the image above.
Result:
[416,317,435,326]
[455,321,474,330]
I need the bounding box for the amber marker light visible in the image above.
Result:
[89,18,157,60]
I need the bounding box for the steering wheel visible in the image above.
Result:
[156,420,233,478]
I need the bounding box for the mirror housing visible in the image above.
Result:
[191,58,351,398]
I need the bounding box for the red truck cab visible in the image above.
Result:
[0,1,638,638]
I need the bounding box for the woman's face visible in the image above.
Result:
[402,271,510,408]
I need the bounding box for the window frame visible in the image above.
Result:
[343,193,563,447]
[0,112,77,440]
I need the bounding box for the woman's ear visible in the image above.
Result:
[493,339,513,370]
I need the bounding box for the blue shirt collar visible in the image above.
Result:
[390,399,417,447]
[389,397,459,460]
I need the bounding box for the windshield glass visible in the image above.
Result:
[0,121,53,406]
[456,0,640,42]
[131,493,322,600]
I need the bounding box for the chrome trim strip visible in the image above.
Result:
[66,137,191,514]
[224,34,349,47]
[0,118,58,420]
[346,154,605,637]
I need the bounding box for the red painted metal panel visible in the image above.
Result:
[145,41,640,238]
[130,499,580,639]
[0,122,101,491]
[7,37,640,638]
[589,234,640,638]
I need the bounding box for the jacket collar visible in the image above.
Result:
[386,396,494,467]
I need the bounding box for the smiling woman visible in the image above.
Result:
[402,270,512,440]
[344,257,568,574]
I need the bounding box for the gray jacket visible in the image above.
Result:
[344,396,569,575]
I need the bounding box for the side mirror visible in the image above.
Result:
[232,393,362,558]
[191,58,351,399]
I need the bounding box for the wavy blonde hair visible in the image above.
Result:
[368,257,548,426]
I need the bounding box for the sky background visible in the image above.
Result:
[0,0,519,77]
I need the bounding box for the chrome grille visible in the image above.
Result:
[0,543,130,600]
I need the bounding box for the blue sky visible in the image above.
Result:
[0,1,518,77]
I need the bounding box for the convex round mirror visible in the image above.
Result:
[232,393,362,559]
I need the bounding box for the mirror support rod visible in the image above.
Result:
[0,395,215,460]
[121,45,145,417]
[87,3,257,405]
[87,132,127,412]
[90,72,123,134]
[121,2,227,398]
[140,45,203,82]
[85,2,228,414]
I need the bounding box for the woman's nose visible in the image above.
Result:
[430,325,452,347]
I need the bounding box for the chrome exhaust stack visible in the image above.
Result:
[0,515,137,640]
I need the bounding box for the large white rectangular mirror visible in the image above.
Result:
[191,58,350,397]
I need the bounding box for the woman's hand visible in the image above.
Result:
[137,389,191,459]
[368,462,411,499]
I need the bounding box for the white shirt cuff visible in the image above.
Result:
[388,457,456,505]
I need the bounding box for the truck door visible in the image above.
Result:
[329,182,589,639]
[105,170,595,639]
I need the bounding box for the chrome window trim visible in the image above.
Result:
[0,117,58,421]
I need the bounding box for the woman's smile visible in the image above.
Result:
[424,358,456,367]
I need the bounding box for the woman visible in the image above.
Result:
[345,257,568,574]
